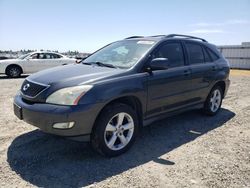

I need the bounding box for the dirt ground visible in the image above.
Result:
[0,70,249,188]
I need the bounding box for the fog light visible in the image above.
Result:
[53,122,75,129]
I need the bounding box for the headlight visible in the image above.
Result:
[46,85,93,105]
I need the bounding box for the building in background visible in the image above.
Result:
[218,42,250,69]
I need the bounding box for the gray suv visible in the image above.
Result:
[14,34,230,157]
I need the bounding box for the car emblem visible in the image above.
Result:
[23,83,30,91]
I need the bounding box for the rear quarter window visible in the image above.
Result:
[202,46,211,62]
[206,47,219,61]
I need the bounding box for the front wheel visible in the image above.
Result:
[91,103,139,157]
[6,66,22,78]
[203,86,223,116]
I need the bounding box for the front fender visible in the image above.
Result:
[79,72,148,114]
[0,63,8,73]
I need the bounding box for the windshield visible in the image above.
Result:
[83,40,156,68]
[18,53,32,59]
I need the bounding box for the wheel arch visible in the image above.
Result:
[205,80,226,104]
[213,81,226,98]
[92,95,143,133]
[5,64,23,75]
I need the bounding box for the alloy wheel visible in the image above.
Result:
[9,67,20,77]
[210,89,222,112]
[104,112,134,151]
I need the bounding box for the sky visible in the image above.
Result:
[0,0,250,52]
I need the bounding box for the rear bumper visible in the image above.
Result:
[224,79,230,98]
[14,94,103,141]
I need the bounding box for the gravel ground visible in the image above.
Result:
[0,70,249,188]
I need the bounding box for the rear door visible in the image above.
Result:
[53,54,73,65]
[43,53,62,68]
[49,53,73,67]
[35,53,56,71]
[184,42,218,102]
[146,41,194,118]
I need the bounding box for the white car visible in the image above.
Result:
[0,51,76,77]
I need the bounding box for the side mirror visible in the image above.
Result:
[149,58,169,70]
[75,56,89,64]
[75,59,81,64]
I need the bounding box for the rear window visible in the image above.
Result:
[186,43,204,64]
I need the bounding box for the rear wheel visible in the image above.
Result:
[6,66,22,78]
[91,103,138,157]
[203,86,223,116]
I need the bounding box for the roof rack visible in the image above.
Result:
[125,36,144,39]
[166,34,207,42]
[149,35,167,37]
[125,34,207,42]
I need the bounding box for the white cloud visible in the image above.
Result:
[189,29,225,34]
[190,19,250,27]
[225,19,250,24]
[191,23,222,27]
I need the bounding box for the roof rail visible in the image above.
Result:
[125,36,144,39]
[166,34,207,42]
[149,35,167,37]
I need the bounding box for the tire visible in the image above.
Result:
[6,66,22,78]
[203,85,223,116]
[91,103,139,157]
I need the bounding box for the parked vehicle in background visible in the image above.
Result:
[14,34,230,157]
[0,56,9,60]
[0,51,76,77]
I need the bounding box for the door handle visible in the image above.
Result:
[62,63,68,65]
[183,70,191,76]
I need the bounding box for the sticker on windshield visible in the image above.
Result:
[137,41,155,45]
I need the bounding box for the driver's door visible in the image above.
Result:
[23,53,46,73]
[146,41,194,118]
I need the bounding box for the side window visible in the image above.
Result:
[154,42,184,68]
[38,53,51,59]
[38,53,44,59]
[50,53,62,59]
[30,53,39,59]
[202,47,211,62]
[45,53,52,59]
[186,43,204,64]
[206,48,219,61]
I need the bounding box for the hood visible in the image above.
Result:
[28,64,125,86]
[0,59,20,64]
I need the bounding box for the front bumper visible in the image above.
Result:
[14,94,103,141]
[0,64,7,74]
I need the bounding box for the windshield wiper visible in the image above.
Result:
[82,62,91,65]
[91,62,117,68]
[82,61,117,68]
[95,62,117,68]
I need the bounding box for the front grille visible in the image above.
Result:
[21,79,48,98]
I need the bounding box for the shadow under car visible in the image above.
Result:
[7,108,235,187]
